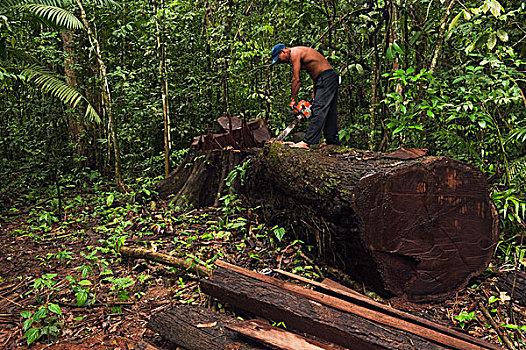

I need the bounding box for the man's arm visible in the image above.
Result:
[289,50,301,109]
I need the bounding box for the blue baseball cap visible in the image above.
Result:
[270,43,286,65]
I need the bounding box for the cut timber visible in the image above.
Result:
[242,143,499,302]
[120,246,211,277]
[274,268,499,350]
[226,319,339,350]
[202,261,502,350]
[148,305,266,350]
[191,117,271,150]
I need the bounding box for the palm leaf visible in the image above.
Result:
[0,0,68,11]
[21,4,83,29]
[509,126,526,143]
[22,65,100,123]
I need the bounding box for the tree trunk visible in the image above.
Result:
[241,144,499,302]
[159,144,498,302]
[152,0,171,178]
[61,30,85,167]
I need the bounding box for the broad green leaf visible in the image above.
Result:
[23,318,34,332]
[487,33,497,50]
[496,29,508,42]
[48,303,62,315]
[448,11,462,32]
[78,280,92,286]
[355,63,364,75]
[20,311,32,319]
[25,328,40,346]
[106,193,114,207]
[273,227,286,242]
[392,41,404,55]
[33,307,47,321]
[77,290,88,306]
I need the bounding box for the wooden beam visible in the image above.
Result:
[148,305,265,350]
[275,268,500,350]
[226,319,341,350]
[202,261,501,350]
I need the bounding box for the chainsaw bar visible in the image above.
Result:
[275,117,301,141]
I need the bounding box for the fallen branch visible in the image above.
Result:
[119,245,212,277]
[478,301,516,350]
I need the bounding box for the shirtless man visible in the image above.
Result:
[270,43,340,149]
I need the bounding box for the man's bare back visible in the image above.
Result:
[289,46,333,81]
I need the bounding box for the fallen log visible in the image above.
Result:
[158,143,499,302]
[119,246,211,277]
[201,261,502,350]
[148,305,265,350]
[242,143,499,302]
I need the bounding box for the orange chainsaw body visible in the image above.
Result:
[294,100,312,119]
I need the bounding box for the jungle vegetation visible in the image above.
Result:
[0,0,526,346]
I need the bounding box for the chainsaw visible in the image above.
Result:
[275,100,312,142]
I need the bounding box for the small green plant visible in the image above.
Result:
[454,311,477,329]
[20,304,63,346]
[30,273,59,304]
[47,246,73,264]
[272,226,286,242]
[103,276,135,301]
[66,276,94,307]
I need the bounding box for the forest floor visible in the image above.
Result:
[0,181,525,349]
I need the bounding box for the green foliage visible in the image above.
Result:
[454,311,477,329]
[21,304,63,346]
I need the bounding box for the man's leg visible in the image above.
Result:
[323,89,339,145]
[303,77,334,145]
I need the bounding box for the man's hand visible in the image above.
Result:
[289,100,296,110]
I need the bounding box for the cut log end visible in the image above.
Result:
[353,157,499,301]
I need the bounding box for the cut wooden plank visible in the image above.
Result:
[204,264,449,349]
[148,305,265,350]
[226,319,341,350]
[202,261,502,350]
[275,268,500,350]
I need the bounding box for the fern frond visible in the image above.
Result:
[88,0,120,8]
[22,65,100,123]
[0,0,68,11]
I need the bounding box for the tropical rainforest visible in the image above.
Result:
[0,0,525,348]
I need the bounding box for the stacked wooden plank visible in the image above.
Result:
[149,261,502,350]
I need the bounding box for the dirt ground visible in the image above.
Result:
[1,203,524,349]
